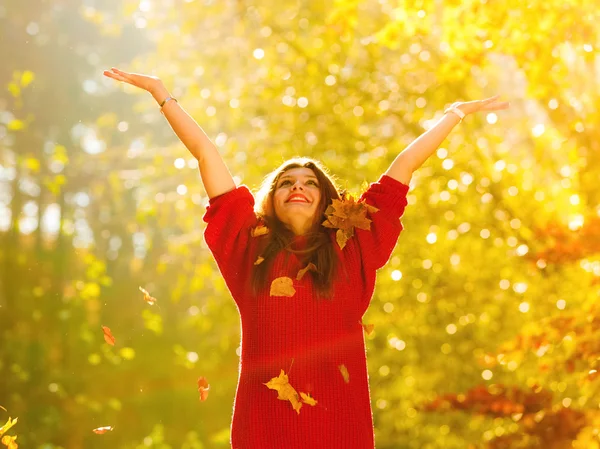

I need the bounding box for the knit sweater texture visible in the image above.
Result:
[203,175,410,449]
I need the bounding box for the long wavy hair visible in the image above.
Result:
[252,158,343,298]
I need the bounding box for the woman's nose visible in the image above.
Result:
[291,181,304,190]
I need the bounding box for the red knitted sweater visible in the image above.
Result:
[203,175,409,449]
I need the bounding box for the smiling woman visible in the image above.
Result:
[252,158,341,297]
[103,66,507,449]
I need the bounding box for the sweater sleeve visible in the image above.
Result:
[355,175,410,272]
[202,186,259,298]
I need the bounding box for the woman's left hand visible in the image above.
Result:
[450,95,510,116]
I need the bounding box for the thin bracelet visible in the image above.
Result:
[444,106,465,123]
[159,96,178,110]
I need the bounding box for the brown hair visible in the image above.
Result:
[252,157,342,298]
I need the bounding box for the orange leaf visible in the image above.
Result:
[339,364,350,383]
[296,263,317,280]
[251,225,269,237]
[1,435,17,449]
[359,320,375,336]
[263,369,302,414]
[197,377,210,401]
[254,256,265,265]
[322,197,377,249]
[101,326,115,346]
[299,392,318,406]
[92,426,114,434]
[270,277,296,297]
[138,286,157,305]
[335,229,352,250]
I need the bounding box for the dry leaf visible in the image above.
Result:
[92,426,114,434]
[138,286,157,305]
[296,263,317,280]
[322,196,378,249]
[299,392,318,406]
[251,225,269,237]
[339,364,350,383]
[101,326,115,346]
[335,229,351,250]
[270,277,296,297]
[0,418,17,437]
[197,377,210,401]
[254,256,265,265]
[1,435,17,449]
[359,320,375,336]
[263,369,302,414]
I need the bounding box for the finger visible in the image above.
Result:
[481,95,501,103]
[111,68,135,81]
[103,71,126,82]
[482,102,510,111]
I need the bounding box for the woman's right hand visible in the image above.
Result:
[103,67,163,94]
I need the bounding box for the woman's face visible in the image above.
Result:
[273,167,322,227]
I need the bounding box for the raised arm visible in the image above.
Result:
[103,68,236,199]
[384,95,509,184]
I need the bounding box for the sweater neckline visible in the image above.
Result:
[290,234,308,252]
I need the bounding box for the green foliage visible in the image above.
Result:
[0,0,599,448]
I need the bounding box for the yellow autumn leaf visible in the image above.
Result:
[299,392,318,406]
[1,434,17,449]
[296,263,317,280]
[339,364,350,383]
[270,277,296,297]
[263,369,302,414]
[0,417,17,437]
[251,225,269,237]
[254,256,265,265]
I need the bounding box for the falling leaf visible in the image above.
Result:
[263,369,302,414]
[359,320,375,336]
[92,426,114,434]
[197,377,210,401]
[254,256,265,265]
[101,326,115,346]
[299,392,318,406]
[322,196,378,249]
[296,263,317,280]
[339,364,350,383]
[1,435,17,449]
[0,417,17,437]
[138,286,157,305]
[270,277,296,297]
[251,225,269,237]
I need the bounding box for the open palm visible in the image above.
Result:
[452,95,510,116]
[102,67,162,93]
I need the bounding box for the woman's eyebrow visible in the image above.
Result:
[279,175,318,180]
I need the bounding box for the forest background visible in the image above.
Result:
[1,0,600,448]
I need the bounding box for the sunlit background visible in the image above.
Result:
[1,0,600,447]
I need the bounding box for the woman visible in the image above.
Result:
[103,67,508,449]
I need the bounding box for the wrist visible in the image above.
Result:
[150,83,169,103]
[444,105,466,123]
